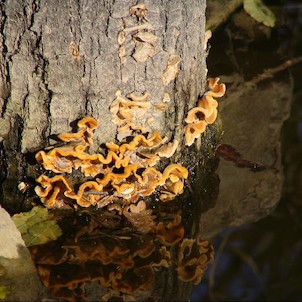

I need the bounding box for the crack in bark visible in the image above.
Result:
[68,0,93,117]
[0,141,7,203]
[162,1,168,52]
[0,0,11,117]
[39,52,53,144]
[68,0,81,40]
[84,91,89,116]
[26,0,40,31]
[14,114,27,211]
[27,1,52,146]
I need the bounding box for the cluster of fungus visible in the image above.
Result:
[110,90,151,140]
[118,2,157,64]
[185,77,226,146]
[35,116,186,211]
[177,238,214,285]
[110,89,172,141]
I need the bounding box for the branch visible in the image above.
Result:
[223,55,302,107]
[248,56,302,86]
[206,0,243,31]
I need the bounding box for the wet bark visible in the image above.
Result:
[0,1,209,301]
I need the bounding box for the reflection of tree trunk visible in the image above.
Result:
[0,1,215,301]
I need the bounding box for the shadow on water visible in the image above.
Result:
[192,0,302,300]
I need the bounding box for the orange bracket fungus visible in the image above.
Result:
[35,116,188,211]
[185,77,226,146]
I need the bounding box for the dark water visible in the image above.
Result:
[3,1,301,301]
[191,1,302,301]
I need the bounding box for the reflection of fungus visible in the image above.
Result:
[150,246,171,268]
[156,222,184,246]
[117,266,154,294]
[64,239,134,270]
[51,285,85,302]
[30,212,172,299]
[123,201,156,234]
[30,242,68,265]
[37,263,91,289]
[177,238,214,285]
[156,212,185,246]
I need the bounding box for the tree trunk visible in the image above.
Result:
[0,1,215,301]
[0,0,208,211]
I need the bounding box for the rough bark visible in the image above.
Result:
[0,1,209,301]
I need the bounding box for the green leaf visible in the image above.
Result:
[243,0,276,27]
[12,207,62,247]
[0,285,9,300]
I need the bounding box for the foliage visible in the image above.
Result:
[243,0,276,27]
[12,207,62,247]
[0,286,9,300]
